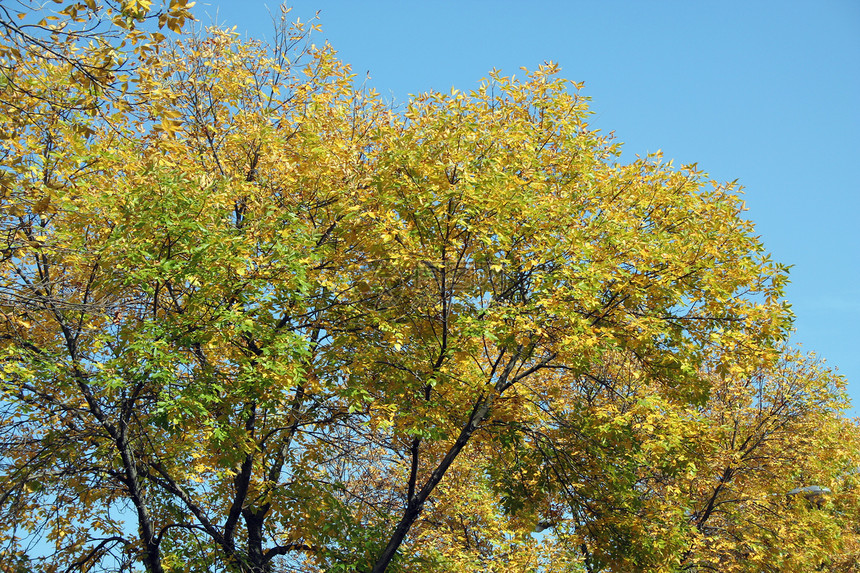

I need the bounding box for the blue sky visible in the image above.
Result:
[204,0,859,414]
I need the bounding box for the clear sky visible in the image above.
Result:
[201,0,859,414]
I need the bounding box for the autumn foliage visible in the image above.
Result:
[1,3,857,572]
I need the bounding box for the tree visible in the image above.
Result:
[508,349,860,572]
[675,352,860,572]
[0,0,194,309]
[1,5,857,572]
[0,0,194,100]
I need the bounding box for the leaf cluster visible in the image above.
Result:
[0,5,857,573]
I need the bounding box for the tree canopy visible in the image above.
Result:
[1,4,857,572]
